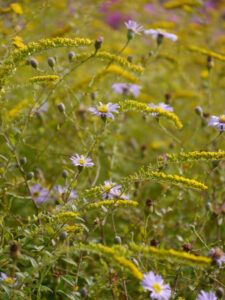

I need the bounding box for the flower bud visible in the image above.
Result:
[206,201,212,211]
[48,57,55,68]
[20,157,27,165]
[68,51,75,62]
[62,170,69,178]
[26,171,34,180]
[30,58,38,69]
[60,231,68,241]
[91,91,97,101]
[165,93,171,104]
[127,55,133,63]
[95,36,104,52]
[195,106,203,117]
[10,242,20,260]
[114,236,122,244]
[80,287,88,297]
[207,55,214,70]
[157,33,164,46]
[57,103,65,113]
[216,288,224,298]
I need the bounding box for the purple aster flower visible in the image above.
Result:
[102,180,122,200]
[144,28,178,42]
[140,271,171,300]
[209,248,225,266]
[148,102,173,116]
[0,272,18,286]
[124,20,143,36]
[111,83,142,98]
[30,184,48,205]
[208,115,225,132]
[89,102,120,120]
[196,290,217,300]
[53,185,77,204]
[70,154,94,167]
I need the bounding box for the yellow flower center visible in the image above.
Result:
[77,158,86,165]
[152,283,162,294]
[104,185,111,192]
[98,105,108,113]
[219,115,225,123]
[5,277,15,284]
[33,192,40,197]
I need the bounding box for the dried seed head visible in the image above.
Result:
[57,103,65,113]
[182,243,193,252]
[114,236,122,244]
[26,171,34,180]
[150,238,159,247]
[62,170,69,178]
[20,157,27,165]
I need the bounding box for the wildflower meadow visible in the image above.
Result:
[1,0,225,299]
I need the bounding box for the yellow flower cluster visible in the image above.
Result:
[86,243,143,280]
[88,200,138,209]
[0,3,23,15]
[53,212,78,220]
[73,52,144,73]
[62,225,83,232]
[150,171,208,190]
[120,100,183,129]
[6,99,29,120]
[188,45,225,63]
[159,151,225,163]
[12,36,26,49]
[164,0,200,9]
[72,65,138,91]
[129,243,212,267]
[29,75,60,84]
[0,37,93,90]
[171,90,198,99]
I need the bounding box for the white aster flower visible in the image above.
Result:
[70,154,94,168]
[209,248,225,266]
[140,271,171,300]
[111,83,142,98]
[196,290,217,300]
[89,102,120,120]
[144,28,178,42]
[53,185,77,204]
[208,115,225,132]
[148,102,173,116]
[124,20,143,36]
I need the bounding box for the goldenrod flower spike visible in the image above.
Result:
[159,151,225,163]
[29,75,60,84]
[188,45,225,63]
[120,100,183,129]
[87,200,138,209]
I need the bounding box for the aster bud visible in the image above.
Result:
[207,55,214,70]
[216,288,224,298]
[91,91,97,100]
[146,199,153,207]
[57,103,65,113]
[60,231,68,241]
[10,242,20,260]
[114,236,122,244]
[195,106,203,117]
[80,287,88,297]
[48,57,55,68]
[30,58,38,69]
[157,33,164,46]
[20,157,27,165]
[68,51,75,62]
[206,202,212,211]
[95,36,104,52]
[26,171,34,180]
[127,55,133,63]
[182,243,193,252]
[62,170,69,178]
[165,93,171,104]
